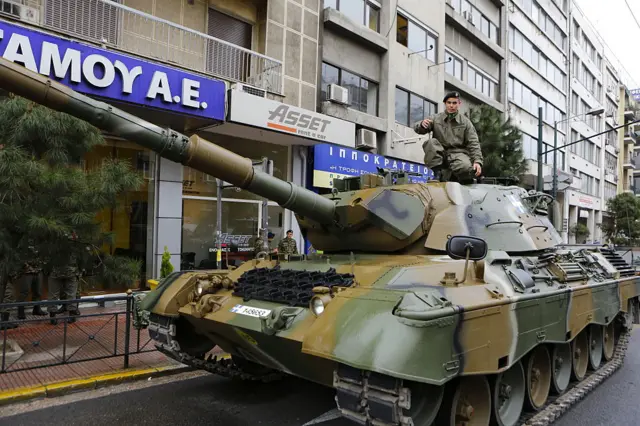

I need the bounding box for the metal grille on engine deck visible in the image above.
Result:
[600,248,636,277]
[232,265,355,306]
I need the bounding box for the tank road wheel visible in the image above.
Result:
[436,376,491,426]
[603,322,616,361]
[572,329,589,381]
[524,345,551,412]
[490,361,526,426]
[550,343,572,395]
[588,324,604,370]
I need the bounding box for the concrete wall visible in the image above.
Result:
[118,0,319,106]
[266,0,320,109]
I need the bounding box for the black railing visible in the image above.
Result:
[0,294,154,374]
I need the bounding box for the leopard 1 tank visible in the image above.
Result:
[1,56,638,426]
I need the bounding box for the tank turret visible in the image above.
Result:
[0,57,562,254]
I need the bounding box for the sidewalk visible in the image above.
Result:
[0,303,223,405]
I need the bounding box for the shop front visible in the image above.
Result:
[0,20,227,294]
[182,88,357,265]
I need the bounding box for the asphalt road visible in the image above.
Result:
[1,330,639,426]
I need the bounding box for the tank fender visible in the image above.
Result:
[140,271,200,316]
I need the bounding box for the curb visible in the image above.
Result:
[0,364,195,406]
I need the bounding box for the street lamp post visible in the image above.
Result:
[537,107,605,224]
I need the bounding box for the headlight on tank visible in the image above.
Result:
[195,281,205,296]
[309,293,332,317]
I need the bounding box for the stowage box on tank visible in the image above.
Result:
[1,56,639,426]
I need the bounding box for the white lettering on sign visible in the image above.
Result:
[327,145,429,175]
[0,31,209,110]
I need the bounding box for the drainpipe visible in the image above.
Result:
[298,146,307,253]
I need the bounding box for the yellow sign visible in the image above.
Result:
[216,249,221,262]
[235,328,258,346]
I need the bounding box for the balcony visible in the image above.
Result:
[623,155,636,170]
[0,0,283,94]
[625,132,635,145]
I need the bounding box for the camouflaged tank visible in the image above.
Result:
[2,56,639,426]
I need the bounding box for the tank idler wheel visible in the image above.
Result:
[572,329,589,381]
[403,382,444,426]
[490,361,525,426]
[524,345,551,412]
[435,376,491,426]
[588,324,604,370]
[550,343,572,395]
[603,322,616,361]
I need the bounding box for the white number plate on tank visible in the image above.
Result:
[230,304,271,318]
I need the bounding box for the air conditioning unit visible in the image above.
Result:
[19,5,39,24]
[328,84,349,105]
[230,82,266,98]
[356,128,377,151]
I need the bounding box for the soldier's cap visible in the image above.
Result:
[443,91,460,102]
[268,232,275,239]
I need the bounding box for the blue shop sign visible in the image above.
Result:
[313,143,433,188]
[0,21,226,120]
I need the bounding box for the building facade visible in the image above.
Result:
[565,2,606,243]
[1,0,637,296]
[505,0,570,239]
[0,0,356,294]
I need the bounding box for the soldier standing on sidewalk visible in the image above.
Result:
[277,230,298,256]
[15,244,47,319]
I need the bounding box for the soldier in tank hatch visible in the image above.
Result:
[277,230,298,255]
[413,91,483,184]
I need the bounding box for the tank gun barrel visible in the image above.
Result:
[0,57,336,225]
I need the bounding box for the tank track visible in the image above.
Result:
[155,343,284,383]
[520,327,631,426]
[148,315,283,383]
[332,328,632,426]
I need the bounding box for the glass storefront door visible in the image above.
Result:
[182,198,285,269]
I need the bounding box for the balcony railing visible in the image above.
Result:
[0,0,283,94]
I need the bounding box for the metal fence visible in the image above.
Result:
[0,0,283,94]
[0,294,154,374]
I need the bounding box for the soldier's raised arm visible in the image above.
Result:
[465,120,483,166]
[413,114,436,135]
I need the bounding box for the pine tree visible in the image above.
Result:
[466,105,528,182]
[0,95,144,289]
[598,192,640,245]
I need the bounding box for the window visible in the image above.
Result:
[321,63,379,116]
[396,13,437,62]
[508,76,566,126]
[509,25,566,91]
[451,0,499,42]
[512,0,566,51]
[468,64,497,100]
[444,50,463,80]
[395,87,437,127]
[325,0,380,32]
[520,133,565,169]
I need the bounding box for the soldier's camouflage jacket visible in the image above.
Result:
[277,237,298,255]
[413,111,483,166]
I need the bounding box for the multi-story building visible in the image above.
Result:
[620,88,637,193]
[564,2,607,243]
[505,0,570,237]
[603,57,622,204]
[318,0,507,163]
